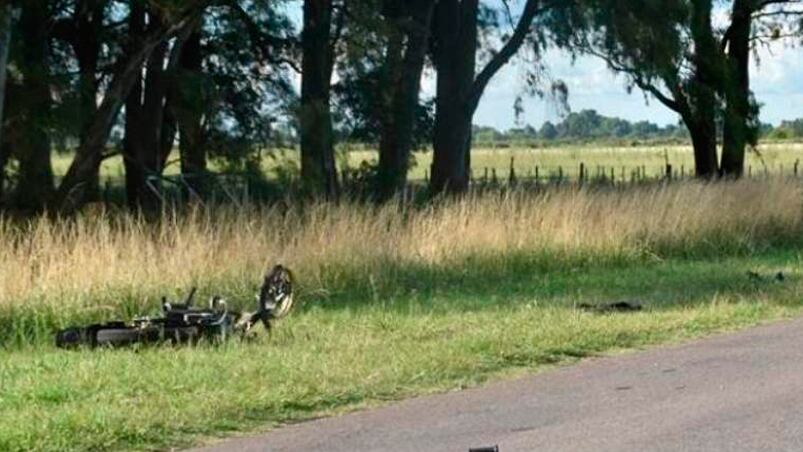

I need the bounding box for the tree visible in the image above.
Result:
[174,27,207,198]
[0,2,13,202]
[122,3,195,210]
[429,0,554,194]
[52,0,114,201]
[370,0,435,200]
[565,0,803,178]
[12,0,56,210]
[539,120,558,140]
[720,0,803,176]
[56,1,207,212]
[299,0,340,198]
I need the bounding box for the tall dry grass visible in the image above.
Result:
[0,179,800,313]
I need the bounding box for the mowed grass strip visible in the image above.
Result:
[1,254,801,451]
[0,179,802,450]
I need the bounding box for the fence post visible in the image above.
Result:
[666,163,672,181]
[795,159,800,177]
[579,162,585,184]
[558,166,564,184]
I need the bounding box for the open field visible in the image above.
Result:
[50,141,803,186]
[1,179,803,450]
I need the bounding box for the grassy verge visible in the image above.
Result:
[1,251,802,451]
[1,179,802,450]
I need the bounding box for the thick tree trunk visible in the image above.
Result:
[720,0,752,178]
[429,0,541,195]
[14,0,55,211]
[0,3,12,202]
[430,0,478,195]
[686,116,719,178]
[123,3,146,210]
[176,31,207,198]
[376,0,435,200]
[687,0,720,179]
[300,0,338,199]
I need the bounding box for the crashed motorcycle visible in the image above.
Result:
[56,265,294,348]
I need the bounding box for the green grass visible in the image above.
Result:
[1,249,802,451]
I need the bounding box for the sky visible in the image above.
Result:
[282,1,802,131]
[460,41,803,131]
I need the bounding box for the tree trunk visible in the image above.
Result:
[14,0,55,211]
[123,2,146,210]
[686,0,720,178]
[430,0,478,195]
[73,0,107,201]
[720,0,752,178]
[429,0,541,195]
[376,0,435,201]
[176,31,207,198]
[300,0,338,199]
[0,3,12,202]
[685,115,719,178]
[137,35,171,210]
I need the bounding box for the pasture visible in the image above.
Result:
[1,176,803,450]
[51,142,803,189]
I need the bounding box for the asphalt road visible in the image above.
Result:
[192,317,803,452]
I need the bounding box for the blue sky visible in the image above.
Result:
[458,42,803,130]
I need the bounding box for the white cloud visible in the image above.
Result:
[474,43,803,130]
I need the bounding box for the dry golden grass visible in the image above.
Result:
[0,178,800,311]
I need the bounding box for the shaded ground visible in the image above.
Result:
[193,316,803,452]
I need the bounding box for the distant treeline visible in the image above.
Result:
[473,110,803,147]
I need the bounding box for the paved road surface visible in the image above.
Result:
[193,317,803,452]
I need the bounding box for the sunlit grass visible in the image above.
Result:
[50,142,803,184]
[1,178,802,450]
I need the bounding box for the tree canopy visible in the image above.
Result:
[0,0,800,213]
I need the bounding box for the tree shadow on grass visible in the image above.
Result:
[302,249,800,315]
[0,248,798,348]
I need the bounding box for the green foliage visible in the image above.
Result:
[770,119,803,139]
[472,109,689,146]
